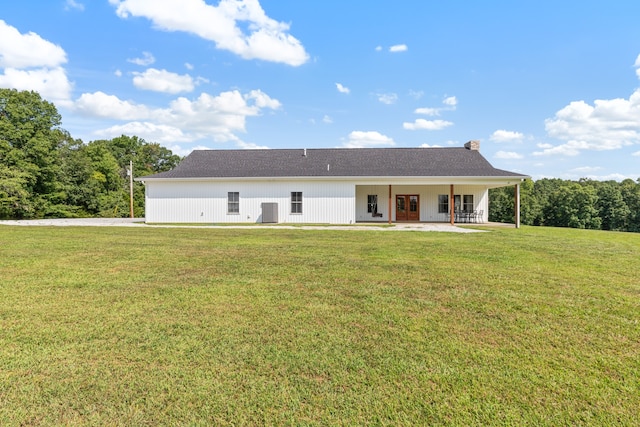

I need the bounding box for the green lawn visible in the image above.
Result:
[0,225,638,426]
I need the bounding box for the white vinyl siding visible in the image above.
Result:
[144,180,491,224]
[145,180,356,224]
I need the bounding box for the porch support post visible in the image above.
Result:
[388,185,392,224]
[514,183,521,229]
[450,184,455,225]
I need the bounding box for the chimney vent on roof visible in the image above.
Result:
[464,140,480,151]
[303,148,307,156]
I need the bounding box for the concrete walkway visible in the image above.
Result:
[0,218,487,233]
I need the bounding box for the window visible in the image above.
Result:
[227,192,239,214]
[463,195,474,212]
[454,195,462,212]
[367,195,378,213]
[439,194,474,212]
[438,195,449,213]
[291,191,302,214]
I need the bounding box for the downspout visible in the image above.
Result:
[515,183,521,228]
[388,185,392,224]
[450,184,455,226]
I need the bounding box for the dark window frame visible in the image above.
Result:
[367,194,378,213]
[463,194,474,212]
[227,191,239,214]
[438,194,474,213]
[438,194,449,213]
[291,191,303,214]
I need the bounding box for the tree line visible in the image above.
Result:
[2,88,639,231]
[490,178,640,232]
[1,88,180,219]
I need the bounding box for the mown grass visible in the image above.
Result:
[0,225,638,426]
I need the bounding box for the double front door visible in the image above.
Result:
[396,195,419,221]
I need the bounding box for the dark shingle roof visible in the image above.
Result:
[140,147,528,179]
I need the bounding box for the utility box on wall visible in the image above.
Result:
[261,203,278,223]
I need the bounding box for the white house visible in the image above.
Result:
[137,141,529,226]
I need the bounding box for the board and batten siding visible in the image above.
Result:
[355,184,489,222]
[145,180,356,224]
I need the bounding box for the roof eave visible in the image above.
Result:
[136,175,530,184]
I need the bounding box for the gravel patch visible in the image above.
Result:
[0,218,485,233]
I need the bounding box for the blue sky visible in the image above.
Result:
[1,0,639,181]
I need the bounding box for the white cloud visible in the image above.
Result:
[336,82,350,94]
[168,144,212,157]
[245,89,281,109]
[95,122,190,144]
[494,151,524,160]
[403,119,453,131]
[133,68,197,94]
[236,140,270,149]
[571,166,602,174]
[75,88,281,145]
[343,131,395,148]
[490,129,524,143]
[322,115,333,124]
[442,96,457,107]
[633,150,640,157]
[420,143,444,148]
[408,90,424,100]
[567,171,630,181]
[185,62,194,70]
[0,20,67,68]
[114,69,123,77]
[109,0,309,66]
[533,140,589,156]
[375,46,383,52]
[413,95,457,117]
[65,0,85,11]
[0,22,72,104]
[389,44,408,53]
[414,107,440,116]
[541,90,640,155]
[592,173,630,181]
[0,67,73,105]
[127,51,155,66]
[75,91,151,119]
[540,58,640,156]
[377,93,397,105]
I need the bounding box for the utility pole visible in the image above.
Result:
[128,159,134,218]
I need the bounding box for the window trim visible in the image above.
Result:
[438,194,449,214]
[438,194,475,213]
[463,194,474,212]
[227,191,239,214]
[291,191,303,214]
[367,194,378,213]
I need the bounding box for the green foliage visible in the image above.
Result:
[0,163,32,218]
[0,88,62,218]
[545,182,601,229]
[596,181,630,231]
[491,177,640,232]
[0,89,181,219]
[488,183,514,223]
[621,179,640,232]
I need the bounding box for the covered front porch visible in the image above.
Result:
[355,181,523,227]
